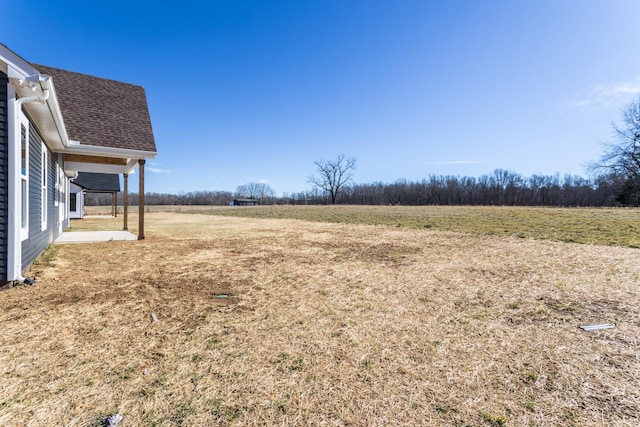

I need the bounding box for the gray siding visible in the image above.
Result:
[0,71,8,282]
[21,120,62,271]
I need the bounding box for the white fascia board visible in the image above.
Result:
[39,76,70,149]
[64,161,132,175]
[1,45,40,79]
[64,159,138,175]
[64,159,140,176]
[63,143,157,160]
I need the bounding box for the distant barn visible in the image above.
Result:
[232,198,259,206]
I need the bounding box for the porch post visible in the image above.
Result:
[112,191,117,217]
[138,159,145,240]
[123,173,128,231]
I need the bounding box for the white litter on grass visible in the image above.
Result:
[151,312,159,323]
[103,414,123,427]
[579,323,615,331]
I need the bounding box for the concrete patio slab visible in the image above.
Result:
[54,231,137,244]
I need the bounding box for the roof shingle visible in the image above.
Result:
[34,64,157,154]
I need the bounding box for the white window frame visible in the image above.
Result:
[41,142,48,230]
[20,114,29,241]
[55,162,60,207]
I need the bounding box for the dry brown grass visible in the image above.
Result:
[1,212,639,426]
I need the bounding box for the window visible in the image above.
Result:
[54,163,60,207]
[20,117,29,241]
[41,143,48,230]
[70,193,77,212]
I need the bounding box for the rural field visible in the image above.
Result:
[1,206,639,426]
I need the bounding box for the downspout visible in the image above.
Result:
[17,90,50,106]
[7,84,50,283]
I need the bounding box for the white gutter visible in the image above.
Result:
[40,75,69,149]
[64,142,157,159]
[7,78,50,284]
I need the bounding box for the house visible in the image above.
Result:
[0,44,157,284]
[70,172,121,219]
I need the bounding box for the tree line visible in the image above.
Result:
[85,170,628,207]
[290,171,624,207]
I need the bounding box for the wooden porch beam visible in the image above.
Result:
[65,154,127,165]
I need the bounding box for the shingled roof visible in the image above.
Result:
[34,64,157,154]
[73,172,121,192]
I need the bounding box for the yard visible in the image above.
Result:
[1,207,639,426]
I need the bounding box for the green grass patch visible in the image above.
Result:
[32,244,61,268]
[186,205,640,248]
[479,411,508,426]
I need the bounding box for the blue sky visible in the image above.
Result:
[4,0,640,195]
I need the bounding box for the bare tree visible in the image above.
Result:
[588,97,640,204]
[308,154,357,204]
[235,182,275,204]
